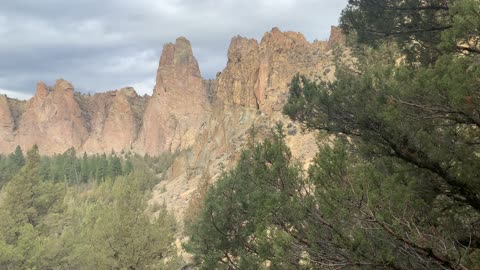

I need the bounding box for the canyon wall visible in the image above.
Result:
[0,26,345,219]
[151,26,344,220]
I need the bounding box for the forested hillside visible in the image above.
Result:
[0,146,180,269]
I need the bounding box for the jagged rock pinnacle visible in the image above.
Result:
[54,79,74,92]
[35,81,49,98]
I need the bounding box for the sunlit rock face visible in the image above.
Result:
[0,27,344,157]
[151,27,345,220]
[80,87,146,154]
[15,79,90,155]
[136,37,210,155]
[3,80,147,155]
[215,27,337,114]
[0,27,348,222]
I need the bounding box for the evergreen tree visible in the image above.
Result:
[38,156,52,181]
[2,145,41,226]
[282,0,480,267]
[187,128,480,269]
[61,147,79,183]
[88,175,177,269]
[10,146,25,168]
[0,146,26,187]
[0,146,177,269]
[124,159,134,175]
[187,1,480,268]
[340,0,480,63]
[80,152,90,183]
[109,155,123,178]
[0,145,62,269]
[186,128,310,269]
[96,153,109,181]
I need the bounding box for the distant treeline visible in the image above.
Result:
[0,146,177,188]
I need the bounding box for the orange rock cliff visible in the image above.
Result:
[0,26,346,220]
[0,27,344,156]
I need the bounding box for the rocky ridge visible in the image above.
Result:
[0,27,345,220]
[151,27,344,221]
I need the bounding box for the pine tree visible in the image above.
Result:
[80,152,90,182]
[0,145,46,269]
[109,155,123,177]
[82,175,178,269]
[186,128,309,269]
[187,1,480,268]
[281,1,480,267]
[0,146,26,187]
[124,159,134,175]
[10,146,25,168]
[96,153,108,181]
[2,145,41,226]
[340,0,480,63]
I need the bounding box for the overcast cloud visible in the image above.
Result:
[0,0,348,99]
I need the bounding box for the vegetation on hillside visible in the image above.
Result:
[186,0,480,269]
[0,146,180,269]
[2,1,479,269]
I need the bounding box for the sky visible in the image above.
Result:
[0,0,348,100]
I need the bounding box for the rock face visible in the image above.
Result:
[0,94,27,153]
[80,87,147,154]
[215,36,260,108]
[151,27,342,221]
[327,26,346,50]
[216,27,335,113]
[0,95,16,153]
[16,80,90,154]
[0,27,346,219]
[0,82,149,155]
[136,37,210,154]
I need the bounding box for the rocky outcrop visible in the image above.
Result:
[0,38,212,156]
[0,94,27,153]
[215,27,335,114]
[0,95,16,153]
[80,87,147,154]
[152,27,343,220]
[0,81,150,155]
[215,36,260,108]
[136,37,210,155]
[327,26,346,50]
[15,80,90,154]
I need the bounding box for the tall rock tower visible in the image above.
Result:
[136,37,210,154]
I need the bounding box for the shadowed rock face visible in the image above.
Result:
[0,27,344,159]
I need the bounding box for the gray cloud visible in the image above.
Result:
[0,0,348,99]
